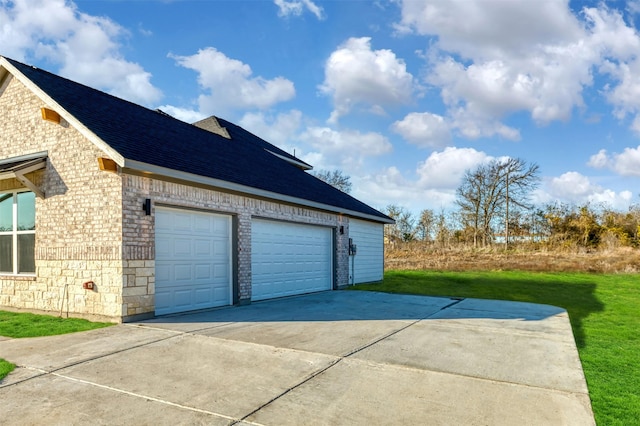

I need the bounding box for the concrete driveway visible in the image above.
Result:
[0,291,594,425]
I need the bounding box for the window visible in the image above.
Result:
[0,191,35,274]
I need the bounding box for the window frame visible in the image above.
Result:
[0,190,36,276]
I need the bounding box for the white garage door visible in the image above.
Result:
[251,219,333,301]
[155,207,232,315]
[348,219,384,284]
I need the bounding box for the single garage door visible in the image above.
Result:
[251,219,333,301]
[348,219,384,284]
[155,207,232,315]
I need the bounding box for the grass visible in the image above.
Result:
[0,359,15,379]
[353,270,639,426]
[0,311,113,381]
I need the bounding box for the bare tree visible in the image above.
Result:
[416,209,435,242]
[456,158,539,248]
[312,169,352,193]
[456,165,486,247]
[434,209,452,248]
[384,204,416,243]
[502,158,540,248]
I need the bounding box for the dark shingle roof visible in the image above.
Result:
[4,57,391,222]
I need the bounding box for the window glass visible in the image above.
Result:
[18,234,35,273]
[0,235,12,273]
[17,192,35,231]
[0,194,12,232]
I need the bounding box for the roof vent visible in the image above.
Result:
[192,116,231,139]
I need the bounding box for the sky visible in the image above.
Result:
[1,0,640,215]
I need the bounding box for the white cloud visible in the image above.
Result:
[320,37,415,123]
[391,112,451,148]
[588,145,640,177]
[587,149,611,169]
[154,105,205,124]
[353,147,491,212]
[395,0,582,56]
[544,171,633,209]
[169,48,295,117]
[239,110,303,150]
[416,147,490,189]
[274,0,325,20]
[395,0,640,138]
[353,166,454,212]
[0,0,162,105]
[299,126,392,169]
[548,172,594,200]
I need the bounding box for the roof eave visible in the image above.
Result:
[0,57,125,167]
[122,159,393,224]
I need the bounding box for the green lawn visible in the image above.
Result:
[0,359,15,379]
[0,311,113,381]
[353,270,639,426]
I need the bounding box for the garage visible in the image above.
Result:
[155,207,232,315]
[251,219,333,301]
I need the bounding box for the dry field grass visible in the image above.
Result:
[385,244,640,273]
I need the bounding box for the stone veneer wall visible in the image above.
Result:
[121,174,350,320]
[0,73,125,322]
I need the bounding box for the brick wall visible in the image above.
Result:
[0,73,125,322]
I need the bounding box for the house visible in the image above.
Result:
[0,56,393,322]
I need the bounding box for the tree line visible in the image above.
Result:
[384,202,640,251]
[383,158,639,251]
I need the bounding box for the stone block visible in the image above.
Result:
[123,286,149,297]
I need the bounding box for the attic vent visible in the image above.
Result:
[192,116,231,139]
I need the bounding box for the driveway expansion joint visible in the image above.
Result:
[232,298,467,424]
[0,329,183,389]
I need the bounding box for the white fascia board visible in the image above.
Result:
[0,151,48,165]
[123,159,394,224]
[0,58,125,166]
[265,150,313,170]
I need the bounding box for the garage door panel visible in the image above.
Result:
[193,215,212,232]
[194,264,212,280]
[155,207,231,315]
[172,264,192,281]
[172,238,193,257]
[155,290,170,311]
[172,213,193,231]
[173,289,192,307]
[252,219,332,301]
[194,287,212,304]
[193,240,211,256]
[213,263,229,279]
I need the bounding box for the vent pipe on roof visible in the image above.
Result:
[192,116,231,139]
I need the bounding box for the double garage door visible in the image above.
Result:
[155,208,333,315]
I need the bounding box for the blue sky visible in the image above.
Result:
[2,0,639,214]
